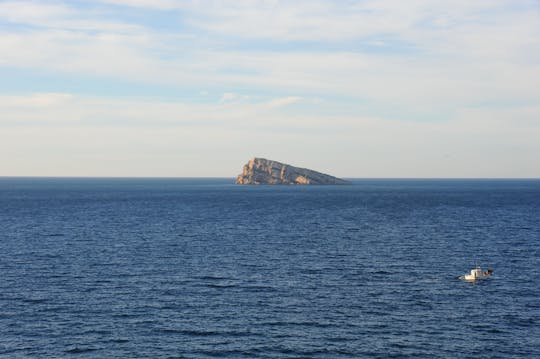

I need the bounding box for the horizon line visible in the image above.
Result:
[1,176,539,180]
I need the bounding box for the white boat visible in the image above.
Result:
[460,265,493,281]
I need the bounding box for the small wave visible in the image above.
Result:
[159,328,220,337]
[370,270,392,275]
[206,283,238,289]
[504,315,537,328]
[302,268,324,274]
[260,320,335,329]
[159,328,259,339]
[111,313,145,319]
[197,275,232,281]
[271,346,354,357]
[242,285,278,292]
[65,347,99,354]
[43,233,65,237]
[80,329,112,336]
[109,338,129,343]
[21,298,48,304]
[197,348,266,357]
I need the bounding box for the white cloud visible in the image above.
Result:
[219,92,250,103]
[0,93,74,108]
[0,93,304,128]
[0,1,71,23]
[0,1,142,32]
[265,96,301,109]
[101,0,180,10]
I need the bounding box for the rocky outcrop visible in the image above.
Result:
[236,158,350,185]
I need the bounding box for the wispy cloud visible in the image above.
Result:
[0,1,142,32]
[266,96,301,109]
[101,0,180,10]
[0,1,72,23]
[0,92,73,107]
[219,92,251,103]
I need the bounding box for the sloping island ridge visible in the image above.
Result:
[236,158,350,185]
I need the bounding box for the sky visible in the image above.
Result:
[0,0,539,178]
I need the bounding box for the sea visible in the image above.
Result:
[0,178,539,358]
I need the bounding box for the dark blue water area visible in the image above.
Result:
[1,178,539,358]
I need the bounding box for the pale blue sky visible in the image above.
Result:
[1,0,539,177]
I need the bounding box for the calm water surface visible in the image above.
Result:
[1,178,539,358]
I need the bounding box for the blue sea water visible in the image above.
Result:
[0,178,539,358]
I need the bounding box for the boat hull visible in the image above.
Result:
[460,267,493,281]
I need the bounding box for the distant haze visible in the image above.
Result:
[0,1,539,178]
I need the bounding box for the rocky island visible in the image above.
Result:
[236,158,350,185]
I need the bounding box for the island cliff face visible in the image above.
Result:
[236,158,350,185]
